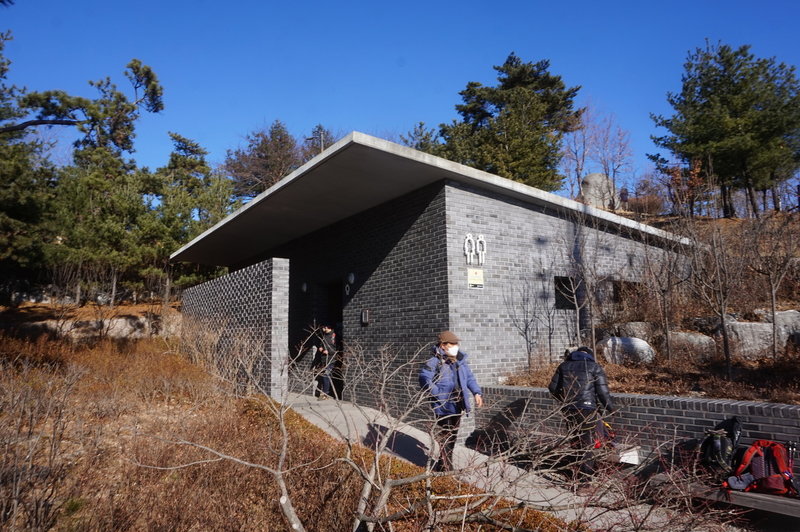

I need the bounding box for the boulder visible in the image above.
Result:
[665,331,716,361]
[716,321,783,360]
[18,315,181,341]
[772,310,800,332]
[597,337,656,365]
[616,322,656,343]
[685,314,738,335]
[580,173,619,210]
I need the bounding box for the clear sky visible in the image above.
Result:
[5,0,800,186]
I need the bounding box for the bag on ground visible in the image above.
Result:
[725,439,799,497]
[699,417,741,477]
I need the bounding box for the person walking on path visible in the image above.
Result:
[311,325,338,399]
[419,330,483,471]
[548,346,615,489]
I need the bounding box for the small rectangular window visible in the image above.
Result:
[554,276,577,310]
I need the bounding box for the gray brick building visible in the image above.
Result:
[172,132,683,413]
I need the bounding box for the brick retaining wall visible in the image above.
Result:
[475,385,800,475]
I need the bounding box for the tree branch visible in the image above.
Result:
[0,119,78,134]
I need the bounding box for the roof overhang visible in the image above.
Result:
[171,131,688,267]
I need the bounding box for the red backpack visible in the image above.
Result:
[725,440,798,496]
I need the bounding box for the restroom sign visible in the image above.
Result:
[468,268,484,289]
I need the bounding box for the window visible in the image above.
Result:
[554,276,577,310]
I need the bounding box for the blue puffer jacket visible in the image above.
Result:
[419,347,482,416]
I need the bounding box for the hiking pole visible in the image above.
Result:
[787,441,800,497]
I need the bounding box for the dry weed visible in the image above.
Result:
[506,353,800,404]
[1,334,571,531]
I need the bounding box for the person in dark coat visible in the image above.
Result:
[548,346,615,483]
[311,325,338,399]
[419,330,483,471]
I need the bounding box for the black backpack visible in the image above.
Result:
[699,416,741,476]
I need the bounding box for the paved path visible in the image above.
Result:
[286,392,663,528]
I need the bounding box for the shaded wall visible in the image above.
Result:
[277,183,450,414]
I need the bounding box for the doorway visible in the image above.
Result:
[321,281,344,398]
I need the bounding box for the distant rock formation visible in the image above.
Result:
[580,173,619,210]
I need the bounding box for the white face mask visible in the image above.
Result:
[445,345,459,358]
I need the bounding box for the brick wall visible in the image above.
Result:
[277,183,450,415]
[444,181,656,383]
[181,258,289,399]
[475,385,800,476]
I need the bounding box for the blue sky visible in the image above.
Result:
[5,0,800,186]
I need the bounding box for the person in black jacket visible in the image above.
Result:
[548,346,615,484]
[311,325,338,400]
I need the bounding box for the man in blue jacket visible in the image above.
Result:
[419,330,483,471]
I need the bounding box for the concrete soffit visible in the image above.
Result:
[170,131,690,267]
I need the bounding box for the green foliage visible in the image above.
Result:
[19,59,163,155]
[145,132,237,290]
[651,42,800,217]
[407,53,582,191]
[0,32,56,277]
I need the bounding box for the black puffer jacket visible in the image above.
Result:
[548,350,614,412]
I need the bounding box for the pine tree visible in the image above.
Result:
[651,42,800,217]
[411,53,583,191]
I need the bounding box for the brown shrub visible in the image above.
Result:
[1,334,571,531]
[507,353,800,405]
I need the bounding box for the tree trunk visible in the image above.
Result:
[771,185,781,212]
[746,185,759,219]
[719,312,732,381]
[163,274,172,306]
[770,285,779,359]
[720,184,736,218]
[661,290,672,361]
[110,268,117,309]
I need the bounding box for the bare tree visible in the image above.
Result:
[150,320,744,530]
[504,257,564,366]
[639,237,692,361]
[589,113,633,212]
[684,220,748,379]
[743,214,800,358]
[0,361,84,530]
[561,108,592,199]
[556,212,634,349]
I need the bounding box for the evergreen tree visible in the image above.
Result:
[410,53,582,191]
[146,133,235,293]
[0,32,55,284]
[29,60,166,304]
[651,42,800,217]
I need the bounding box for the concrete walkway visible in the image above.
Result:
[286,392,660,528]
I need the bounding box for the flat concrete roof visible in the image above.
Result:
[171,132,685,267]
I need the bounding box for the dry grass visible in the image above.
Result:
[0,334,573,531]
[505,352,800,405]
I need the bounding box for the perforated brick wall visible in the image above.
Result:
[181,258,289,399]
